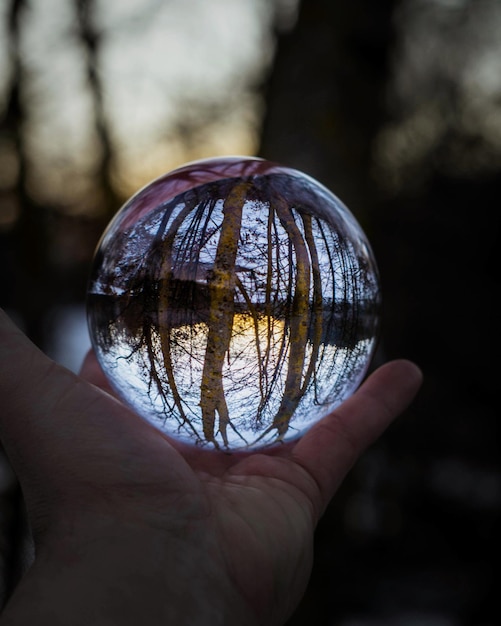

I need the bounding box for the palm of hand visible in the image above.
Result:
[184,456,317,624]
[75,356,321,624]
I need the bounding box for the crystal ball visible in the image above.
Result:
[86,156,380,451]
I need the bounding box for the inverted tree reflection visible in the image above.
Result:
[87,171,379,449]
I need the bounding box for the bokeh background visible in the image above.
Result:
[0,0,499,623]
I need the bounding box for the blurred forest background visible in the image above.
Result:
[0,0,499,624]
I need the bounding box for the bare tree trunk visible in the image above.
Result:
[75,0,120,217]
[200,182,248,447]
[0,0,51,347]
[259,0,399,216]
[268,194,311,436]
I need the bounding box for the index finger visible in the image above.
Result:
[292,359,423,517]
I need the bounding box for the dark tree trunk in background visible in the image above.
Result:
[0,0,38,608]
[1,0,50,349]
[259,1,499,624]
[76,0,121,218]
[259,0,398,221]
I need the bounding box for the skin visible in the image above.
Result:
[0,307,422,625]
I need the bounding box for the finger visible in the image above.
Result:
[292,359,423,517]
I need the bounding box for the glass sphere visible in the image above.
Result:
[86,157,380,451]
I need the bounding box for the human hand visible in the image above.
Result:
[0,308,422,625]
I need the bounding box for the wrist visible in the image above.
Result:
[1,525,260,626]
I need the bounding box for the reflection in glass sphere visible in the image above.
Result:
[86,157,380,451]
